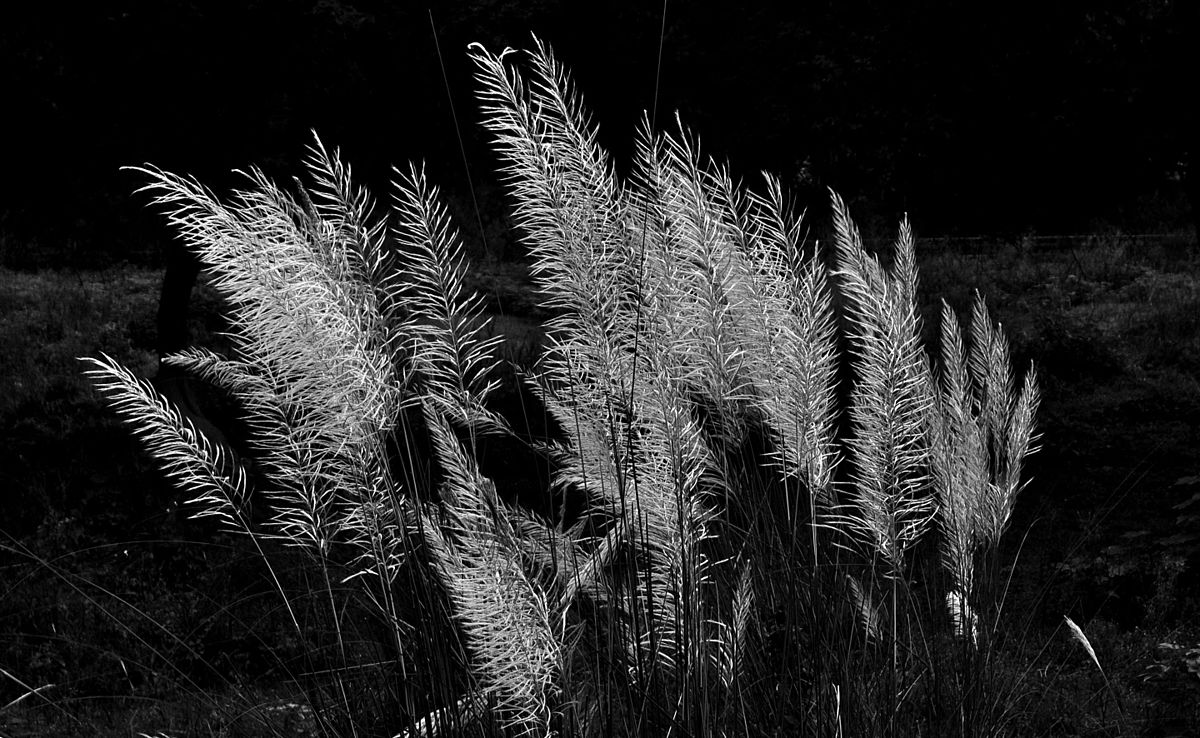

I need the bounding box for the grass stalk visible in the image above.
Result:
[79,37,1045,738]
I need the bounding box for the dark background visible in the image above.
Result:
[2,0,1198,268]
[3,6,1200,732]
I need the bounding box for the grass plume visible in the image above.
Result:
[83,37,1042,737]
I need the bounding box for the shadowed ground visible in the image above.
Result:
[1,235,1198,734]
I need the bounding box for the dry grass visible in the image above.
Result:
[69,39,1043,737]
[3,40,1198,738]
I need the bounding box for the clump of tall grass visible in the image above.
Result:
[85,38,1040,737]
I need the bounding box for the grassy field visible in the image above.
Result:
[2,233,1199,736]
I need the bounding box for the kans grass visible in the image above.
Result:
[4,39,1195,737]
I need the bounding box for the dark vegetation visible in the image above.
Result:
[2,197,1199,738]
